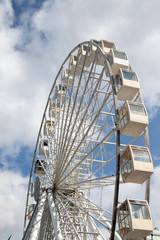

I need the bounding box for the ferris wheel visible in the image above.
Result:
[22,39,154,240]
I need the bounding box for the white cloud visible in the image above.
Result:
[150,166,160,228]
[31,0,160,114]
[0,0,13,29]
[0,0,160,238]
[1,0,160,157]
[0,0,57,158]
[153,155,160,162]
[0,169,28,240]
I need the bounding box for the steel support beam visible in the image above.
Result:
[23,192,47,240]
[47,191,63,240]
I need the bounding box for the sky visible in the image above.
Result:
[0,0,160,239]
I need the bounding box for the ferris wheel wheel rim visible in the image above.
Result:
[24,39,116,210]
[23,39,151,239]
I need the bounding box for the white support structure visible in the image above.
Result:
[23,192,47,240]
[57,191,122,240]
[29,192,46,240]
[23,39,153,240]
[47,191,63,240]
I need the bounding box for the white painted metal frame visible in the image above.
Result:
[23,40,151,240]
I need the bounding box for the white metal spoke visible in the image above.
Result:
[57,128,115,186]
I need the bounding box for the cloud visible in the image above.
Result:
[153,154,160,162]
[150,166,160,227]
[0,0,14,29]
[0,0,57,159]
[1,0,160,157]
[31,0,160,114]
[0,0,160,238]
[0,169,28,240]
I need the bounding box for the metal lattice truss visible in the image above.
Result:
[23,191,122,240]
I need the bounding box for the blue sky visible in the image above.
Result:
[0,0,160,239]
